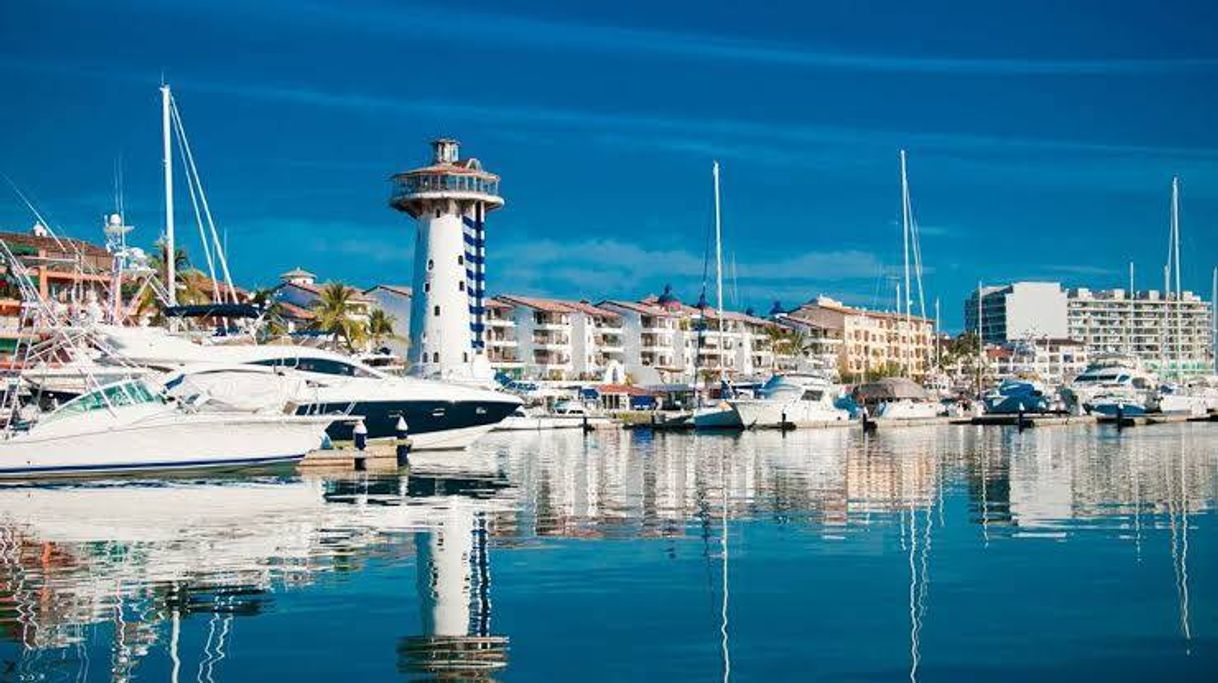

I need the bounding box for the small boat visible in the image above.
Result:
[1088,392,1150,418]
[692,401,743,430]
[0,378,335,478]
[1156,384,1208,417]
[855,377,942,420]
[982,378,1051,415]
[728,374,850,428]
[494,400,612,431]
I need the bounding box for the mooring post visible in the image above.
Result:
[353,419,368,471]
[395,416,411,467]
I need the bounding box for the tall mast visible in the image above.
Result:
[713,161,725,374]
[161,83,176,306]
[976,281,984,394]
[1128,261,1134,356]
[900,150,911,321]
[1172,177,1182,378]
[1212,266,1216,375]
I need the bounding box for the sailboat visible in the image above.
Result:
[694,162,744,430]
[1148,178,1207,416]
[876,150,939,421]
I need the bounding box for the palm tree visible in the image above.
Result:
[763,325,789,370]
[367,308,403,350]
[251,287,289,341]
[310,282,367,351]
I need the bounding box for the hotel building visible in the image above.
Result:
[965,281,1214,377]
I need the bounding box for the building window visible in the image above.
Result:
[433,305,440,316]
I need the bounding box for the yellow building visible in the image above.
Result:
[783,296,935,380]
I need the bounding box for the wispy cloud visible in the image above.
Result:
[194,0,1218,77]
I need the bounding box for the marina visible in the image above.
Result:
[2,425,1216,679]
[2,1,1217,678]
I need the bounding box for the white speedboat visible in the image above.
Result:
[0,378,334,479]
[728,374,850,428]
[876,398,941,420]
[1060,355,1158,415]
[1156,384,1208,417]
[96,325,521,450]
[494,401,612,431]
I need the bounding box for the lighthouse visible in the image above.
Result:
[390,139,503,380]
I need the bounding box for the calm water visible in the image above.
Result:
[2,424,1216,681]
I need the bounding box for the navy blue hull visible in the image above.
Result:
[297,399,519,440]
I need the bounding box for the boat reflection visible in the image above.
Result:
[0,423,1214,678]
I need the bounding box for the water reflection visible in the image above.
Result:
[1,423,1215,679]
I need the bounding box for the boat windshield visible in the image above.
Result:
[42,380,164,424]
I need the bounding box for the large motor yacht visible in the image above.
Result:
[728,373,850,428]
[1060,354,1158,415]
[95,326,522,450]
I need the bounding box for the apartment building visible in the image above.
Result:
[598,297,685,384]
[495,295,627,381]
[964,282,1068,343]
[783,296,935,380]
[484,298,523,377]
[1068,287,1212,377]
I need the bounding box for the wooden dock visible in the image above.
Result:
[300,442,410,472]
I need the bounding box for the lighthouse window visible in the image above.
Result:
[457,254,464,265]
[427,258,434,271]
[463,352,469,362]
[459,281,465,292]
[435,209,441,218]
[424,283,430,293]
[433,352,440,363]
[433,305,440,316]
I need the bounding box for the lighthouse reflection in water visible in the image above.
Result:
[2,424,1217,681]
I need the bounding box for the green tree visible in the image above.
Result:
[310,282,367,351]
[367,308,403,350]
[251,287,289,341]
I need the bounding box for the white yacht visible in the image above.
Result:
[1060,354,1158,415]
[0,378,334,478]
[728,373,850,428]
[856,377,942,420]
[95,325,522,450]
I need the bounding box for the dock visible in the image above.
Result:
[300,442,410,472]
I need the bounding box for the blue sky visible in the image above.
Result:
[1,0,1217,330]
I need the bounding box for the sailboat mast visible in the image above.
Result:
[1172,177,1182,378]
[161,83,177,306]
[1128,261,1134,356]
[976,280,984,395]
[900,150,911,321]
[713,161,725,372]
[1212,266,1216,375]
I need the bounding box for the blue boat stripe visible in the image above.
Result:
[0,454,304,476]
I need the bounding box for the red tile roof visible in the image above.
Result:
[496,294,621,319]
[366,284,413,297]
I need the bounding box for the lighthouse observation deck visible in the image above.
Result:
[389,139,503,218]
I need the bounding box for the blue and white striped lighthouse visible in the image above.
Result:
[390,139,503,381]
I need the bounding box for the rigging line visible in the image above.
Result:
[1,173,77,257]
[170,103,220,301]
[171,96,237,303]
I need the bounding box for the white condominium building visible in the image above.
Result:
[964,282,1068,344]
[987,338,1089,385]
[1067,288,1212,377]
[494,295,626,381]
[484,298,522,377]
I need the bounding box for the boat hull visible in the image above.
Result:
[0,414,332,478]
[1087,401,1148,418]
[876,400,941,420]
[692,406,744,430]
[729,398,850,428]
[297,398,520,450]
[494,414,612,431]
